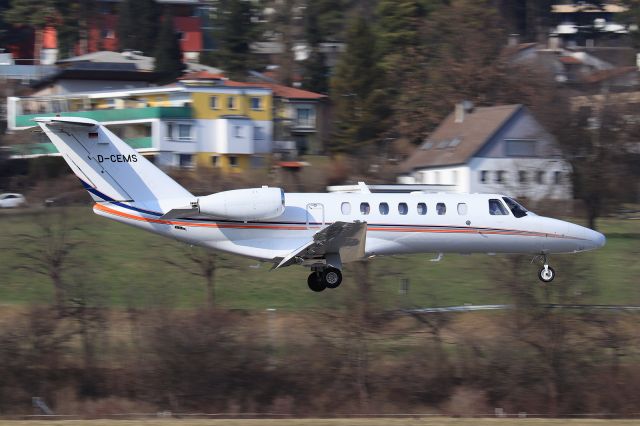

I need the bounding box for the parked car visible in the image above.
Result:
[0,193,26,208]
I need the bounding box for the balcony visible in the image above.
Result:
[14,106,192,128]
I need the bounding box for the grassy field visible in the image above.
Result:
[0,419,639,426]
[0,206,638,310]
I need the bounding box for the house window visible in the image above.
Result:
[457,203,467,215]
[211,156,219,167]
[489,199,509,215]
[360,202,370,215]
[341,202,351,215]
[480,170,488,183]
[210,96,218,109]
[536,171,545,184]
[379,202,389,215]
[505,139,537,157]
[178,154,193,168]
[166,122,174,140]
[495,170,506,184]
[251,97,262,110]
[417,202,427,215]
[227,96,236,109]
[519,170,528,184]
[436,203,446,215]
[398,203,408,215]
[296,108,313,126]
[178,124,192,141]
[254,126,265,140]
[234,126,243,138]
[229,155,238,167]
[554,171,563,184]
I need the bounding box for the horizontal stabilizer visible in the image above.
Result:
[34,117,99,127]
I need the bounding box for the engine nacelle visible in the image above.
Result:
[198,187,285,221]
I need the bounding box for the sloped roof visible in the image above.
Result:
[399,104,522,173]
[582,66,638,84]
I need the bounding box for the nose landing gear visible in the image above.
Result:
[534,255,556,283]
[307,267,343,292]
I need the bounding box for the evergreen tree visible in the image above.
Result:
[4,0,96,60]
[204,0,260,79]
[154,10,185,83]
[301,1,329,93]
[330,16,388,153]
[117,0,160,55]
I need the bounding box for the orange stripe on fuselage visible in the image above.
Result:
[93,203,570,239]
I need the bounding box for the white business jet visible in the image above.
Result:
[35,117,605,292]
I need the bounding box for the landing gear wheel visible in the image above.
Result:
[307,272,326,292]
[538,266,556,283]
[323,267,343,289]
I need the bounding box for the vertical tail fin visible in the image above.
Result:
[35,117,193,214]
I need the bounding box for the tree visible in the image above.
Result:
[330,16,389,154]
[16,210,83,312]
[301,1,329,93]
[204,0,261,79]
[389,0,547,145]
[536,96,640,230]
[154,10,186,83]
[116,0,160,55]
[4,0,97,60]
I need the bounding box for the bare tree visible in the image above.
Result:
[16,210,84,312]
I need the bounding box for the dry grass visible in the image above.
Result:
[0,419,639,426]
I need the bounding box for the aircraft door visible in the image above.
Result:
[306,203,325,230]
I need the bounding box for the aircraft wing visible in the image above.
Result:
[273,221,367,269]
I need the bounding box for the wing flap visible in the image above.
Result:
[274,221,367,269]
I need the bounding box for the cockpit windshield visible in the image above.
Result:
[502,197,529,218]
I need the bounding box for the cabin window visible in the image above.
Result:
[503,197,528,218]
[398,203,408,215]
[489,199,509,215]
[360,202,370,215]
[379,202,389,215]
[341,202,351,215]
[436,203,446,215]
[457,203,468,215]
[417,202,427,215]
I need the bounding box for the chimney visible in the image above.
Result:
[455,101,474,123]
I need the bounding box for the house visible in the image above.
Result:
[183,71,329,155]
[397,103,572,201]
[33,0,208,65]
[7,78,273,173]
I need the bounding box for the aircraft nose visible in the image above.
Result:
[589,229,606,249]
[577,226,606,250]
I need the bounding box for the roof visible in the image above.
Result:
[399,104,522,173]
[180,72,326,100]
[582,66,638,84]
[551,4,627,13]
[57,51,155,71]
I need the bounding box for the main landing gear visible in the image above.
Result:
[307,267,343,292]
[535,254,556,283]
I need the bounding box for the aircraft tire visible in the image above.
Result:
[307,272,326,292]
[538,266,555,283]
[323,267,343,289]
